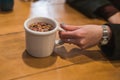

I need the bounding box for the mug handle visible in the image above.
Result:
[55,24,65,46]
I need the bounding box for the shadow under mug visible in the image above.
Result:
[24,17,63,57]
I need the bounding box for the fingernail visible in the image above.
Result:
[59,22,66,31]
[60,22,65,27]
[59,26,65,31]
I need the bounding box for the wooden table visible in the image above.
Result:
[0,0,120,80]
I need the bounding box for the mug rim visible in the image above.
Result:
[24,17,59,35]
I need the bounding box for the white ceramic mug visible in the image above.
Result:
[24,17,63,57]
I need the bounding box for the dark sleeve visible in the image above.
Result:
[95,4,119,20]
[109,0,120,10]
[66,0,111,18]
[100,24,120,59]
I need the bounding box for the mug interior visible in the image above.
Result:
[24,17,59,35]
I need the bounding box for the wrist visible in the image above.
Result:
[99,25,111,45]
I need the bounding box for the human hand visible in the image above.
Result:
[59,24,103,49]
[108,12,120,24]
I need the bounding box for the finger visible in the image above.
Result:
[59,31,78,39]
[62,39,78,44]
[60,24,80,31]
